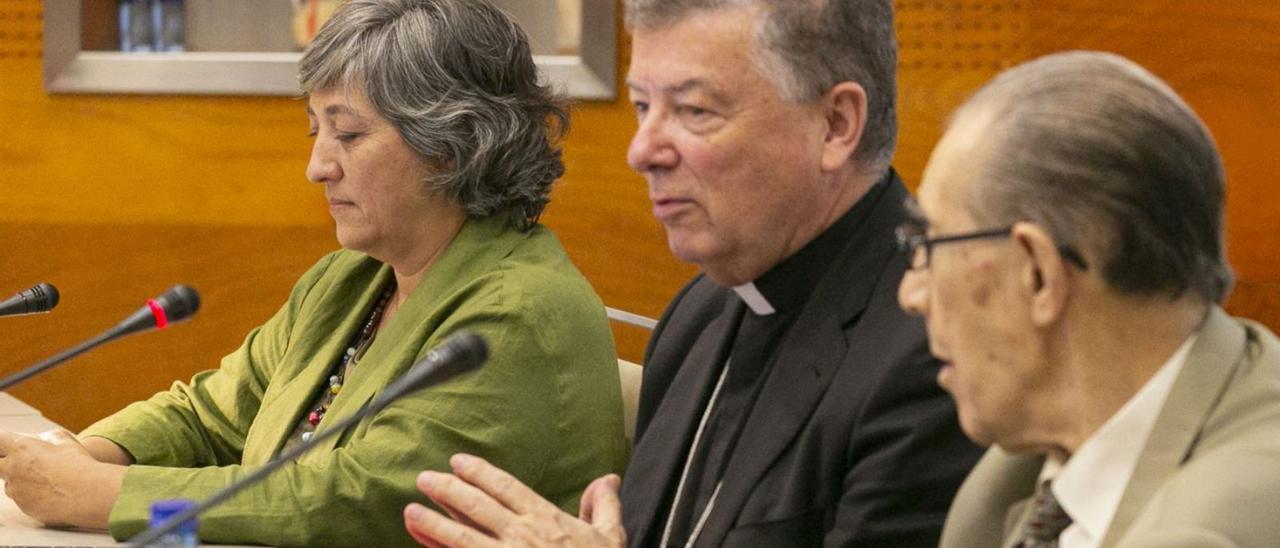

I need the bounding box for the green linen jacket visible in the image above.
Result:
[81,215,629,546]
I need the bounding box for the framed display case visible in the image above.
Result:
[43,0,616,98]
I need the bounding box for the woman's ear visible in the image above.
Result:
[820,81,868,172]
[1012,222,1074,327]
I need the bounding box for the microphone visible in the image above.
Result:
[128,331,489,547]
[0,285,200,391]
[111,284,201,338]
[0,283,60,317]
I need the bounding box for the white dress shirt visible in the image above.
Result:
[1041,334,1197,548]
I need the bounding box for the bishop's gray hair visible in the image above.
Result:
[299,0,568,230]
[625,0,898,172]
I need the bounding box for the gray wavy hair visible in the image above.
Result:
[299,0,568,230]
[625,0,897,172]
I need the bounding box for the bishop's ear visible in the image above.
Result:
[820,81,868,172]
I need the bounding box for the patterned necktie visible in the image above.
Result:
[1014,481,1073,548]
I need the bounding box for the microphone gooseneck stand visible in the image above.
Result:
[128,331,488,547]
[0,285,200,391]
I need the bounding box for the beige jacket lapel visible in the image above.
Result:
[1100,308,1249,547]
[939,445,1043,548]
[1001,489,1042,548]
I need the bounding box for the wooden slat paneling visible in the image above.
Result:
[0,0,1276,430]
[1018,0,1280,328]
[0,223,335,431]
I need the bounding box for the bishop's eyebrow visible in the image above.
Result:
[626,77,731,105]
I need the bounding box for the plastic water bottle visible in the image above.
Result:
[119,0,155,52]
[152,0,186,52]
[148,499,199,548]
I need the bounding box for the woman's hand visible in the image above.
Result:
[403,453,626,548]
[0,429,126,529]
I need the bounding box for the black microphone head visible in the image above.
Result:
[431,331,489,370]
[156,284,200,324]
[111,284,201,337]
[0,282,60,317]
[30,283,59,312]
[403,332,489,393]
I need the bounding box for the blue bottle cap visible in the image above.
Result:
[149,498,198,535]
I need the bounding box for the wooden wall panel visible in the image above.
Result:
[0,223,335,431]
[1016,0,1280,335]
[0,0,689,429]
[0,0,1277,430]
[894,0,1033,186]
[892,0,1280,329]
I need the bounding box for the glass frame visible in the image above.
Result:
[42,0,616,99]
[896,223,1015,270]
[896,221,1091,271]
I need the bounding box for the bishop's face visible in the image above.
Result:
[626,6,844,286]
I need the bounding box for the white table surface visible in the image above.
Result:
[0,392,255,546]
[0,394,124,545]
[0,392,42,417]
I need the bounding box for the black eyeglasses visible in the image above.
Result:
[896,202,1089,271]
[895,223,1012,270]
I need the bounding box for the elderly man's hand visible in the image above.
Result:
[0,429,124,529]
[403,453,626,548]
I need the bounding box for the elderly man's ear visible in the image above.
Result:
[1012,222,1075,327]
[820,81,869,172]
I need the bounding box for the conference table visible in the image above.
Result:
[0,392,128,545]
[0,393,255,546]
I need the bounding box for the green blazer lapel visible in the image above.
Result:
[307,312,413,458]
[243,264,394,465]
[403,214,524,309]
[305,216,523,457]
[1101,307,1250,547]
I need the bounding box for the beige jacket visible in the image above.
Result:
[940,307,1280,548]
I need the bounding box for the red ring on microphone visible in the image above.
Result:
[147,299,169,330]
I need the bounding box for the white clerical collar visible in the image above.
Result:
[1040,333,1198,548]
[732,282,776,316]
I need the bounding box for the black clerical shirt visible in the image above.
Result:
[662,180,889,546]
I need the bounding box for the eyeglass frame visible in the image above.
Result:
[895,202,1089,271]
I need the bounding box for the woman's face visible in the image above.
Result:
[306,86,461,262]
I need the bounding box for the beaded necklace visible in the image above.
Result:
[300,283,396,443]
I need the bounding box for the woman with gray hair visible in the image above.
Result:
[0,1,628,545]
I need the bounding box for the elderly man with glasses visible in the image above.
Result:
[899,50,1280,548]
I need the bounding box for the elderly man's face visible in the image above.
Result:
[626,6,841,285]
[897,116,1049,449]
